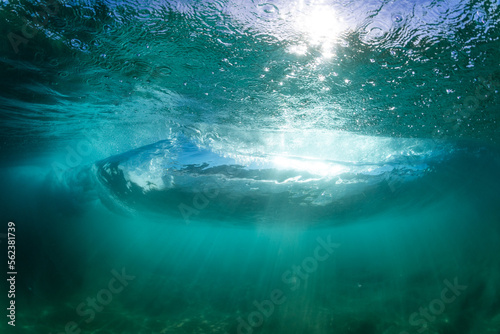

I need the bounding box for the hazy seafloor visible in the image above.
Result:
[1,1,500,334]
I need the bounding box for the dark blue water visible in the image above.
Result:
[1,0,500,333]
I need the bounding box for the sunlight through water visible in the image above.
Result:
[1,0,500,333]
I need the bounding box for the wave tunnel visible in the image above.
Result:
[1,0,500,333]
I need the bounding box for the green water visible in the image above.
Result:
[1,0,500,333]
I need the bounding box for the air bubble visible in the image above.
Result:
[156,66,172,76]
[70,38,82,48]
[138,8,152,17]
[361,25,388,45]
[48,58,59,67]
[392,14,404,24]
[369,27,384,38]
[257,3,279,21]
[258,3,279,15]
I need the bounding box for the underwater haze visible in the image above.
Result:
[1,0,500,333]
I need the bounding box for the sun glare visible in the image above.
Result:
[272,156,349,178]
[289,3,345,57]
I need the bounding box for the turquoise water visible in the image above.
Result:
[1,0,500,333]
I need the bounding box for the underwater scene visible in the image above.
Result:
[1,0,500,333]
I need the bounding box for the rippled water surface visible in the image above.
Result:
[0,0,500,333]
